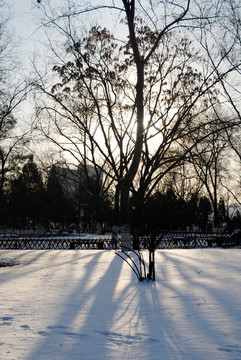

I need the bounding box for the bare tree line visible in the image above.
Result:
[0,1,241,235]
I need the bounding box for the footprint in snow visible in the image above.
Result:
[0,316,14,326]
[48,325,86,337]
[47,325,68,330]
[218,345,241,354]
[38,326,87,338]
[95,330,159,345]
[20,324,31,330]
[38,331,50,336]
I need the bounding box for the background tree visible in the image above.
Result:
[45,165,76,227]
[9,156,45,228]
[0,0,32,224]
[143,188,187,230]
[197,196,212,231]
[188,113,231,228]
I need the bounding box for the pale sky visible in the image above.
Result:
[9,1,117,60]
[10,2,45,62]
[11,0,37,37]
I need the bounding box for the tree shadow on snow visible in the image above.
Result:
[2,249,241,360]
[23,250,144,360]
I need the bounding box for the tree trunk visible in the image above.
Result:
[120,61,144,239]
[114,185,120,225]
[119,1,144,246]
[120,60,144,227]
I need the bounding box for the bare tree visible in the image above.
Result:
[188,112,232,228]
[35,0,240,237]
[0,1,32,201]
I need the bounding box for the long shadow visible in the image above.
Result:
[1,249,241,359]
[0,250,95,283]
[22,250,136,360]
[148,249,241,358]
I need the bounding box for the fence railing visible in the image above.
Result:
[0,232,240,250]
[138,232,240,249]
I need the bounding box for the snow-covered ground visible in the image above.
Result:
[0,248,241,360]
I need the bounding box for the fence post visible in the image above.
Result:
[148,233,155,280]
[132,229,140,250]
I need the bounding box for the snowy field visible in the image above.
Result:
[0,248,241,360]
